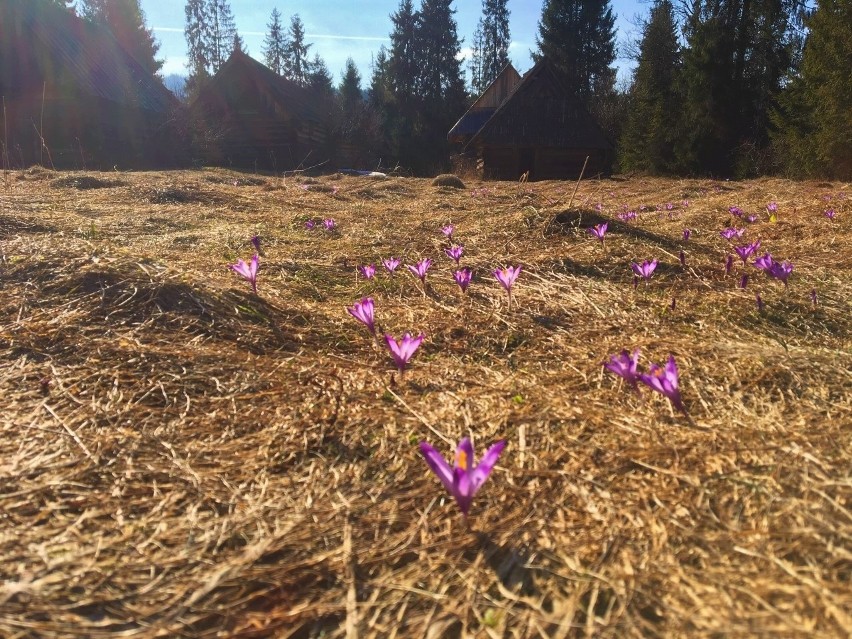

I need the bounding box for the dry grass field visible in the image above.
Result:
[1,167,850,638]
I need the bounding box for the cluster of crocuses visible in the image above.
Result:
[605,349,687,415]
[346,296,425,376]
[304,218,336,231]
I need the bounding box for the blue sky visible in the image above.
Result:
[139,0,644,86]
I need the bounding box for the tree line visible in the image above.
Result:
[49,0,851,178]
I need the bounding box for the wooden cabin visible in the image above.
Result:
[189,51,334,170]
[448,64,521,147]
[452,59,613,181]
[0,0,180,169]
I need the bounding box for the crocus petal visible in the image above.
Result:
[470,440,506,493]
[419,442,455,494]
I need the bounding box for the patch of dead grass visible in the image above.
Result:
[0,170,850,638]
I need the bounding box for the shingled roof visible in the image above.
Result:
[466,59,613,151]
[0,0,175,114]
[448,63,521,142]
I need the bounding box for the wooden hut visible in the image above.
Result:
[454,59,613,181]
[189,50,334,170]
[0,0,180,169]
[448,64,521,147]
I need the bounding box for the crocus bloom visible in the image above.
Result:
[604,349,640,388]
[666,202,674,210]
[739,274,749,289]
[682,200,689,207]
[631,259,658,280]
[383,257,400,273]
[825,209,836,220]
[419,438,506,517]
[683,229,691,241]
[589,222,608,242]
[347,297,376,335]
[725,255,733,275]
[638,355,687,415]
[407,258,433,283]
[445,245,464,264]
[746,215,758,223]
[733,241,760,264]
[670,297,677,311]
[323,218,336,230]
[229,254,259,294]
[720,227,745,240]
[810,289,817,306]
[754,253,774,271]
[756,293,764,311]
[679,250,686,267]
[767,201,777,213]
[384,332,424,373]
[453,267,472,292]
[728,206,743,217]
[251,234,262,253]
[441,224,454,238]
[359,264,376,280]
[494,265,522,297]
[768,260,793,286]
[305,220,316,230]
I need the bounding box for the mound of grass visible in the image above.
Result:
[50,175,123,190]
[431,173,466,189]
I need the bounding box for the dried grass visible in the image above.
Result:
[1,170,850,638]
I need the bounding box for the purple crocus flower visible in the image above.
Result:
[441,224,454,239]
[720,227,745,240]
[445,245,464,264]
[810,289,817,306]
[251,234,262,253]
[683,229,691,241]
[359,264,376,280]
[588,223,608,242]
[679,250,686,267]
[825,209,836,220]
[728,206,743,217]
[767,201,778,213]
[604,349,640,389]
[631,259,658,280]
[453,267,473,292]
[229,254,259,293]
[733,241,760,264]
[754,253,774,271]
[383,257,400,273]
[347,297,376,335]
[638,355,687,415]
[725,255,733,275]
[419,437,506,517]
[746,214,758,223]
[305,220,316,230]
[739,274,749,289]
[670,297,677,311]
[384,332,425,373]
[407,258,433,283]
[756,293,764,311]
[666,202,674,211]
[323,218,336,231]
[494,265,522,303]
[767,260,793,286]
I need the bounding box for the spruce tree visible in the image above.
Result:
[184,0,212,92]
[417,0,466,111]
[388,0,420,98]
[340,58,363,112]
[307,54,334,95]
[535,0,616,102]
[209,0,237,72]
[80,0,163,75]
[262,8,288,75]
[479,0,511,89]
[468,23,485,94]
[285,15,311,86]
[772,0,852,178]
[619,0,682,173]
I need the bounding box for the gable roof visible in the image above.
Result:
[192,50,324,125]
[466,59,613,151]
[0,0,175,113]
[448,63,521,142]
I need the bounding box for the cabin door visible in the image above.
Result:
[518,147,535,180]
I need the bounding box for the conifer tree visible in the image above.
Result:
[307,54,334,95]
[80,0,162,75]
[184,0,212,92]
[340,58,363,112]
[468,23,485,94]
[417,0,466,111]
[478,0,511,90]
[209,0,237,72]
[535,0,616,102]
[262,8,288,75]
[619,0,682,173]
[388,0,420,97]
[285,14,311,86]
[772,0,852,178]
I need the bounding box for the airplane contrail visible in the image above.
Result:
[153,26,388,41]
